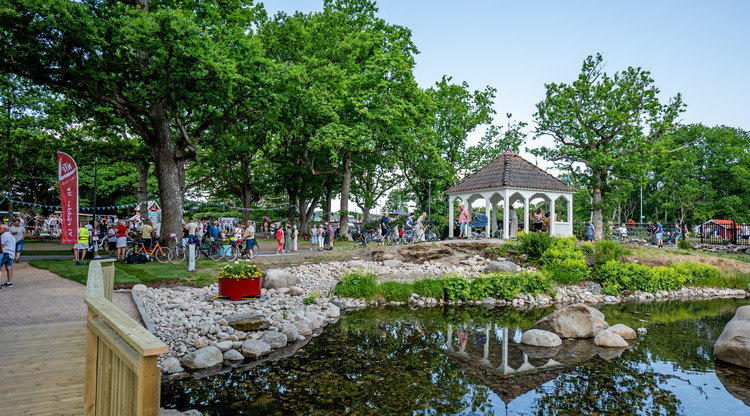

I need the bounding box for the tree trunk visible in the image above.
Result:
[324,186,332,223]
[362,205,371,224]
[134,161,149,222]
[298,195,320,236]
[286,184,298,226]
[146,107,184,248]
[240,160,252,224]
[339,152,352,240]
[592,172,606,240]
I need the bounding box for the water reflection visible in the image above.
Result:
[161,299,750,415]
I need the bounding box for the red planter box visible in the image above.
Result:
[219,277,262,301]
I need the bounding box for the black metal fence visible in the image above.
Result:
[576,221,750,246]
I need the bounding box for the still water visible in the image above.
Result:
[162,299,750,415]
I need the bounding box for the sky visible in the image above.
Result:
[262,0,750,210]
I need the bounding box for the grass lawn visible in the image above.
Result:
[29,259,222,286]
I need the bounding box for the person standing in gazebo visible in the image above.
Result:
[458,203,469,239]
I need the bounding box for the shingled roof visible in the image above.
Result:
[446,150,577,194]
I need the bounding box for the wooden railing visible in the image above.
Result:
[84,260,168,415]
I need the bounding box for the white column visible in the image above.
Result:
[568,196,574,236]
[523,197,530,233]
[485,198,491,238]
[466,201,472,238]
[448,196,455,238]
[502,192,510,239]
[491,202,497,237]
[550,197,556,236]
[447,323,453,350]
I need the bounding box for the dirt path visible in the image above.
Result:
[0,261,140,327]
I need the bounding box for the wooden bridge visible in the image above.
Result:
[0,260,167,415]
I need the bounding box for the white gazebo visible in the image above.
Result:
[446,150,577,239]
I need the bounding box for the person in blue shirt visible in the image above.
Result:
[587,220,595,241]
[208,220,221,242]
[379,213,390,246]
[655,220,663,247]
[405,213,414,230]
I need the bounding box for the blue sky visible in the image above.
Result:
[263,0,750,159]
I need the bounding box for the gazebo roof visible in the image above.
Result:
[446,150,577,194]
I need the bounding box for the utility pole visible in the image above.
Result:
[93,155,98,223]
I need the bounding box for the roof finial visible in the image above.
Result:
[506,113,512,151]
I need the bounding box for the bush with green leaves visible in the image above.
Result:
[334,271,378,299]
[412,279,444,299]
[516,231,556,262]
[377,281,414,302]
[540,237,590,284]
[677,239,691,250]
[443,276,471,301]
[587,239,632,266]
[596,260,737,294]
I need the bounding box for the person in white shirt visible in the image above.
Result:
[619,223,628,242]
[741,223,750,244]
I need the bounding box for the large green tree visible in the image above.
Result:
[0,0,267,242]
[532,54,684,238]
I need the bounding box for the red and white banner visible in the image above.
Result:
[57,152,78,244]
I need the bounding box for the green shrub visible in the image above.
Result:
[335,271,378,299]
[377,281,414,302]
[590,240,631,265]
[485,241,517,257]
[543,258,590,285]
[601,283,620,296]
[412,279,444,299]
[540,237,590,284]
[477,271,552,300]
[516,231,555,262]
[677,239,691,250]
[443,276,471,301]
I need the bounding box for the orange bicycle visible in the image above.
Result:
[125,238,170,263]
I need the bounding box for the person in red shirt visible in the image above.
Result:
[116,220,128,260]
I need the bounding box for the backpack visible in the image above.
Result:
[125,253,149,264]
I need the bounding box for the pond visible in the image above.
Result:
[162,299,750,415]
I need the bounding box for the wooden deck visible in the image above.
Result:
[0,321,86,416]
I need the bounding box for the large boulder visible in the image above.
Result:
[225,312,270,332]
[484,261,518,273]
[532,303,609,338]
[714,305,750,368]
[263,269,300,289]
[594,329,628,348]
[241,339,271,358]
[607,323,636,340]
[294,320,313,337]
[223,349,245,361]
[521,329,562,347]
[261,331,288,349]
[180,346,223,369]
[280,322,300,342]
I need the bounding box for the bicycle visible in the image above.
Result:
[358,229,381,247]
[424,220,440,242]
[386,228,401,246]
[195,236,225,261]
[401,228,416,244]
[168,235,187,264]
[125,238,170,263]
[232,239,259,260]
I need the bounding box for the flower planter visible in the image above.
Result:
[219,277,261,301]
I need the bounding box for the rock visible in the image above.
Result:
[481,297,495,307]
[294,321,313,337]
[637,327,648,335]
[261,331,288,349]
[223,349,244,361]
[594,330,629,348]
[484,261,518,273]
[215,341,233,352]
[263,269,300,289]
[331,299,346,310]
[241,339,271,358]
[132,284,147,292]
[531,303,609,338]
[280,322,300,342]
[180,346,223,369]
[521,329,563,347]
[383,259,403,268]
[193,338,208,349]
[586,282,603,295]
[161,357,184,374]
[289,286,304,296]
[715,360,750,406]
[225,312,270,332]
[714,305,750,368]
[325,303,340,319]
[608,323,636,340]
[348,260,367,269]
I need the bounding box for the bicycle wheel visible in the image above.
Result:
[154,246,170,263]
[125,247,136,258]
[225,246,239,261]
[170,246,186,264]
[208,245,223,261]
[251,242,259,259]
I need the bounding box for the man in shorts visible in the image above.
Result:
[0,224,16,288]
[243,220,255,258]
[9,218,25,262]
[655,220,664,248]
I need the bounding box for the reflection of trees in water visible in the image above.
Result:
[530,360,683,415]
